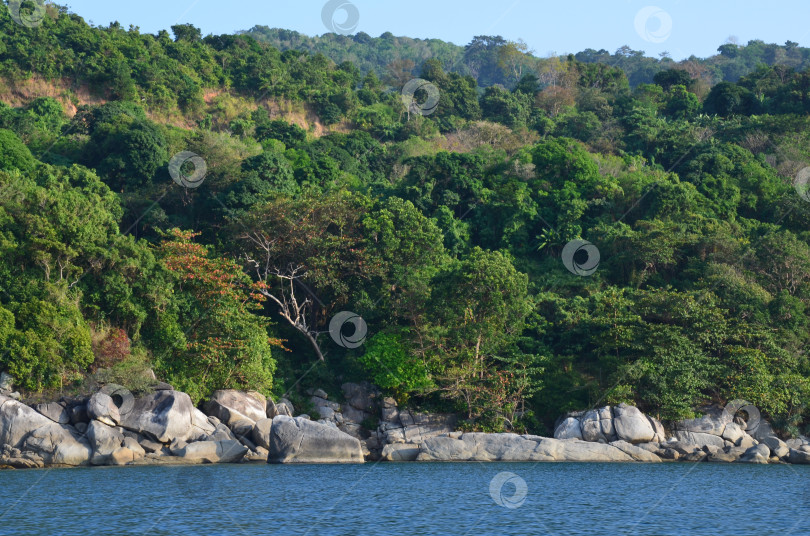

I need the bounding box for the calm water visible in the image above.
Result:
[0,462,808,536]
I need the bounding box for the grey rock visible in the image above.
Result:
[381,443,421,461]
[203,390,267,426]
[761,435,789,459]
[554,417,583,440]
[675,407,729,436]
[174,440,248,463]
[119,390,195,443]
[268,416,364,464]
[251,418,273,451]
[721,422,745,444]
[610,440,662,462]
[230,418,255,438]
[87,420,125,466]
[0,396,91,466]
[311,388,328,399]
[740,443,770,464]
[75,422,87,434]
[674,431,726,450]
[69,403,89,426]
[613,404,655,444]
[138,438,165,454]
[275,398,294,417]
[266,398,278,419]
[737,433,758,450]
[34,402,70,424]
[87,392,120,426]
[187,408,217,442]
[787,449,810,464]
[0,372,13,392]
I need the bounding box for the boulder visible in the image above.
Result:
[266,398,278,419]
[310,388,328,399]
[737,433,758,450]
[119,390,195,443]
[87,392,120,426]
[675,407,729,436]
[554,417,582,440]
[0,372,13,392]
[0,396,91,466]
[609,440,662,462]
[108,446,140,466]
[251,418,273,451]
[721,422,745,445]
[739,444,770,464]
[87,420,125,465]
[647,416,667,443]
[34,402,70,424]
[761,435,789,459]
[187,408,217,442]
[342,382,376,413]
[203,390,267,426]
[381,443,420,461]
[613,404,655,444]
[275,398,294,417]
[674,431,726,450]
[174,440,247,464]
[381,397,399,422]
[69,403,89,425]
[268,416,364,463]
[787,449,810,464]
[416,434,640,462]
[229,418,255,439]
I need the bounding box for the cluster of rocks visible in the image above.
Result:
[0,372,20,400]
[553,404,810,465]
[3,372,810,467]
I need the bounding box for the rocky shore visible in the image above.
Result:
[1,378,809,469]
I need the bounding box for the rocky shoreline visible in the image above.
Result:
[1,380,809,469]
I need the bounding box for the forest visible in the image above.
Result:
[2,2,810,436]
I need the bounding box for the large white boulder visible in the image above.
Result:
[0,395,91,466]
[203,390,267,426]
[268,416,364,463]
[613,404,656,444]
[119,390,196,443]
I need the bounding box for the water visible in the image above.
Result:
[0,462,808,536]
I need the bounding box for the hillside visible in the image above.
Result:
[1,3,810,436]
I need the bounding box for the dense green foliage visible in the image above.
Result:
[3,5,810,435]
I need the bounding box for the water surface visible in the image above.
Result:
[0,462,808,535]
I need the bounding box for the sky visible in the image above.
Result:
[60,0,810,60]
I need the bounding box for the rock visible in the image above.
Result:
[613,404,655,444]
[675,407,729,436]
[206,422,237,442]
[251,418,273,451]
[68,404,89,426]
[681,450,708,462]
[34,402,70,424]
[87,420,125,465]
[740,444,770,464]
[187,408,217,442]
[647,415,667,443]
[721,422,745,444]
[266,398,278,419]
[275,398,294,417]
[203,390,267,426]
[674,431,726,450]
[316,406,336,420]
[268,416,364,464]
[657,448,680,461]
[169,439,188,454]
[153,382,173,391]
[610,440,662,462]
[174,440,248,464]
[342,382,376,413]
[787,449,810,464]
[416,434,639,462]
[119,390,195,443]
[75,422,87,434]
[138,438,165,454]
[0,372,13,392]
[554,417,582,440]
[0,396,91,466]
[737,433,758,450]
[635,442,660,453]
[761,435,789,459]
[708,447,745,463]
[310,388,328,399]
[751,420,775,442]
[229,418,255,439]
[87,392,120,426]
[381,443,420,461]
[108,446,140,466]
[381,397,399,422]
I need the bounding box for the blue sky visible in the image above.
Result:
[62,0,810,60]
